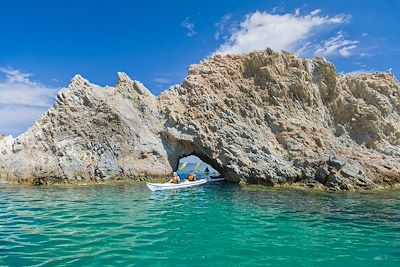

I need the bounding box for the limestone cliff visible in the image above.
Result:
[1,49,399,190]
[0,73,172,184]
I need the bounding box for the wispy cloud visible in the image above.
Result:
[270,6,285,14]
[0,67,58,136]
[0,105,50,137]
[153,77,172,87]
[181,17,196,37]
[300,31,359,57]
[344,69,376,75]
[0,67,57,107]
[214,9,355,57]
[214,14,232,40]
[154,78,171,84]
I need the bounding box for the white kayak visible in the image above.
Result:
[206,177,225,182]
[206,176,225,182]
[146,179,207,191]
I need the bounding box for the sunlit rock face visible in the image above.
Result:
[159,49,400,190]
[0,72,172,184]
[1,49,399,190]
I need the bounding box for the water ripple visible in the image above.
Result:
[1,184,399,266]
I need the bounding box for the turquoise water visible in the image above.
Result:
[1,183,399,267]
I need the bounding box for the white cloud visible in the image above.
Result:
[214,9,353,56]
[0,67,58,136]
[214,14,232,40]
[0,67,57,107]
[347,70,374,75]
[154,78,172,84]
[0,105,49,137]
[271,6,284,14]
[341,69,376,76]
[153,77,173,88]
[301,31,359,57]
[181,17,196,37]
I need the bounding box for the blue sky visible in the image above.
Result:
[1,0,399,136]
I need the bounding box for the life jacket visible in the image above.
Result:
[171,177,179,184]
[187,175,195,181]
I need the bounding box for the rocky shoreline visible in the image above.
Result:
[1,49,399,190]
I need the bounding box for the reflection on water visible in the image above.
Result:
[0,183,399,267]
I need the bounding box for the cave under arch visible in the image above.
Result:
[175,154,221,179]
[161,129,239,182]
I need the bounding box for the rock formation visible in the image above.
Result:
[0,73,172,184]
[1,49,399,190]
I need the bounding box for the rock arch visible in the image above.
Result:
[161,127,227,180]
[0,49,400,190]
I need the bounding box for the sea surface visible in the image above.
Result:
[1,170,399,266]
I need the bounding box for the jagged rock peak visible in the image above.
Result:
[70,74,90,87]
[0,135,10,141]
[116,71,152,96]
[117,71,134,85]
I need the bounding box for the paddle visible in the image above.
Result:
[179,162,188,171]
[194,162,201,171]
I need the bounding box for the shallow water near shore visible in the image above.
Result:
[1,182,399,267]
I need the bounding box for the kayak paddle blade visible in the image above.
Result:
[179,162,188,171]
[194,162,201,170]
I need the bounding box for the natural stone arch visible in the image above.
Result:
[161,127,227,180]
[1,49,400,190]
[174,154,221,178]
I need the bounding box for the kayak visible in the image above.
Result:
[146,179,207,191]
[207,175,225,182]
[206,177,225,182]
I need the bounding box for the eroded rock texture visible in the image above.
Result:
[0,73,172,184]
[1,49,399,190]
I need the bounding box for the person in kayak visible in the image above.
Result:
[187,171,197,181]
[170,172,181,184]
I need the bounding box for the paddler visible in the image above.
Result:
[187,171,197,181]
[170,172,181,184]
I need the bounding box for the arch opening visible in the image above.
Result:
[160,130,230,181]
[176,155,222,180]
